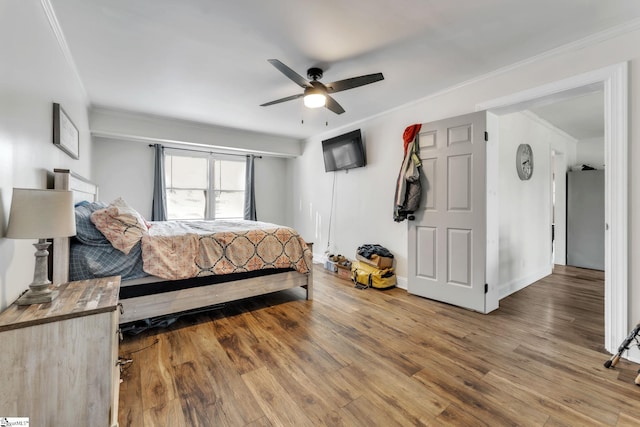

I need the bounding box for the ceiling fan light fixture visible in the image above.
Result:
[262,59,383,114]
[303,87,326,108]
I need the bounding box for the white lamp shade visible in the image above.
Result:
[6,189,76,239]
[304,93,326,108]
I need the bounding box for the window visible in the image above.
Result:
[165,152,245,220]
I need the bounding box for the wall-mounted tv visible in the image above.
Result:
[322,129,366,172]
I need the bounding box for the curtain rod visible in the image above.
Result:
[149,144,262,159]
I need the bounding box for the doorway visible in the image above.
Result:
[551,151,567,266]
[478,62,628,356]
[530,90,605,270]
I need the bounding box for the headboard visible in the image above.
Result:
[52,169,99,284]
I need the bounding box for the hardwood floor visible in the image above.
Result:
[118,264,640,426]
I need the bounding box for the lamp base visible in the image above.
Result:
[16,239,58,306]
[16,288,59,305]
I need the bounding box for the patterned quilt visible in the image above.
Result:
[141,220,312,280]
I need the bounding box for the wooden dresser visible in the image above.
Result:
[0,276,121,427]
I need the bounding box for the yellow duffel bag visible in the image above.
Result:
[351,261,396,289]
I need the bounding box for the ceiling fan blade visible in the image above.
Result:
[325,95,345,115]
[326,73,384,93]
[260,93,304,107]
[268,59,311,89]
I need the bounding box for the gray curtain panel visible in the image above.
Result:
[244,154,257,221]
[151,143,168,221]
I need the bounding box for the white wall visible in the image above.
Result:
[254,156,290,226]
[92,138,291,226]
[92,138,153,214]
[497,111,576,298]
[553,152,568,266]
[292,26,640,333]
[0,1,92,310]
[292,124,405,269]
[575,136,605,169]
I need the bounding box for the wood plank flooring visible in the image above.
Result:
[117,264,640,426]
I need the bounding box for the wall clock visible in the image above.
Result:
[516,143,533,180]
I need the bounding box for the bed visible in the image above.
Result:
[52,169,313,326]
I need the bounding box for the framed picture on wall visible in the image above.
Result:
[53,102,79,159]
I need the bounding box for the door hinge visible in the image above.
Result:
[484,131,488,141]
[484,283,488,293]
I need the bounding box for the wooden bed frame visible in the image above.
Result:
[52,169,313,325]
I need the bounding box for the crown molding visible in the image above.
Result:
[40,0,89,105]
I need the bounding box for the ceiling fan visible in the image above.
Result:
[260,59,384,115]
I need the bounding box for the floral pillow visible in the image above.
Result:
[90,197,148,254]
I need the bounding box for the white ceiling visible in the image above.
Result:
[529,91,604,141]
[49,0,640,140]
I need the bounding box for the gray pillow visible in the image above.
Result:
[73,201,109,245]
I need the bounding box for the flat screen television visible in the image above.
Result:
[322,129,366,172]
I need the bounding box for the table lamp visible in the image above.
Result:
[5,188,76,305]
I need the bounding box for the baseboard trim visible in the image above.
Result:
[498,266,552,300]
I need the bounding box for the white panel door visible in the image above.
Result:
[408,111,487,312]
